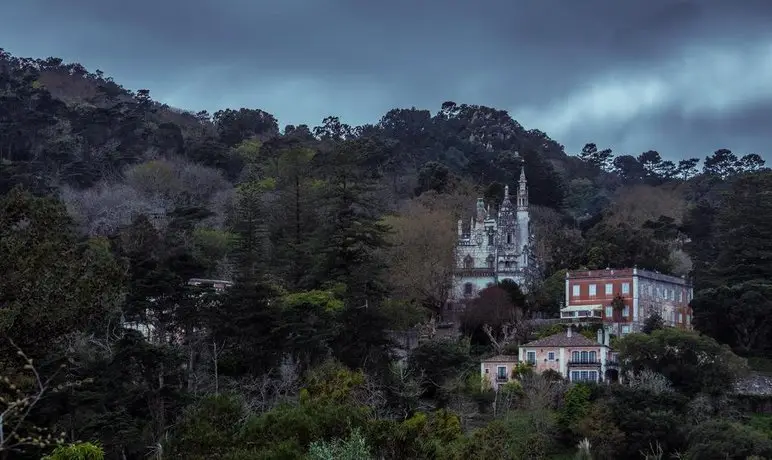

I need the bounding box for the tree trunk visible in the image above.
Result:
[213,341,219,396]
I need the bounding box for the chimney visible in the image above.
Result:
[566,326,572,338]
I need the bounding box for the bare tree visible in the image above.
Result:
[383,199,457,316]
[382,363,425,420]
[0,340,89,456]
[474,289,530,353]
[211,339,226,395]
[440,374,480,431]
[624,369,673,394]
[483,323,517,355]
[605,184,687,229]
[61,182,167,236]
[225,357,301,416]
[519,372,563,413]
[124,156,230,209]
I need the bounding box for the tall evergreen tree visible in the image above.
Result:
[311,139,391,306]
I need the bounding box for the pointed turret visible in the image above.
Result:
[500,185,513,214]
[476,197,485,222]
[517,166,528,211]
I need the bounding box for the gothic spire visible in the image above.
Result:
[500,184,513,215]
[517,164,528,211]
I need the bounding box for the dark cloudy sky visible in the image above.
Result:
[2,0,772,160]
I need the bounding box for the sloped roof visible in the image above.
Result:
[481,354,518,363]
[522,331,602,348]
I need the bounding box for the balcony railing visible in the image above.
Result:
[606,360,620,367]
[558,316,603,323]
[495,376,508,383]
[568,360,602,366]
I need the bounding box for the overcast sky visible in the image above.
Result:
[2,0,772,160]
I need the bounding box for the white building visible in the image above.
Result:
[450,168,532,302]
[123,278,233,344]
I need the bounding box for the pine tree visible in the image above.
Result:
[311,139,391,306]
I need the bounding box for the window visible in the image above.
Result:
[496,366,507,381]
[678,290,683,302]
[569,351,597,364]
[572,285,580,297]
[504,261,511,268]
[487,255,495,269]
[678,313,683,323]
[506,233,512,244]
[488,233,494,245]
[526,351,536,365]
[622,283,630,294]
[548,352,555,361]
[464,283,473,296]
[605,306,613,318]
[686,314,691,325]
[621,325,631,334]
[463,255,473,269]
[571,371,598,382]
[622,306,629,317]
[589,284,597,296]
[605,283,613,295]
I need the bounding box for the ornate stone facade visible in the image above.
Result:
[451,168,532,302]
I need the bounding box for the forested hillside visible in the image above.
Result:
[2,49,771,459]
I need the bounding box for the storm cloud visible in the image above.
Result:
[2,0,771,160]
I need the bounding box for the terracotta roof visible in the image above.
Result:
[481,354,518,362]
[522,331,603,348]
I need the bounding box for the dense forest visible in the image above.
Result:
[1,48,771,459]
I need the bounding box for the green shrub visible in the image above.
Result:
[42,442,104,460]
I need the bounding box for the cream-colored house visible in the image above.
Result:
[480,354,519,391]
[518,327,620,383]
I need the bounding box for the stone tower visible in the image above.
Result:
[451,165,533,302]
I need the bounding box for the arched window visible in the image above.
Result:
[572,351,580,361]
[463,255,473,269]
[589,351,597,362]
[580,351,589,362]
[486,255,495,269]
[463,283,474,296]
[506,233,512,244]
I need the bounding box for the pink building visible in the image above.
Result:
[518,327,620,383]
[480,355,519,391]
